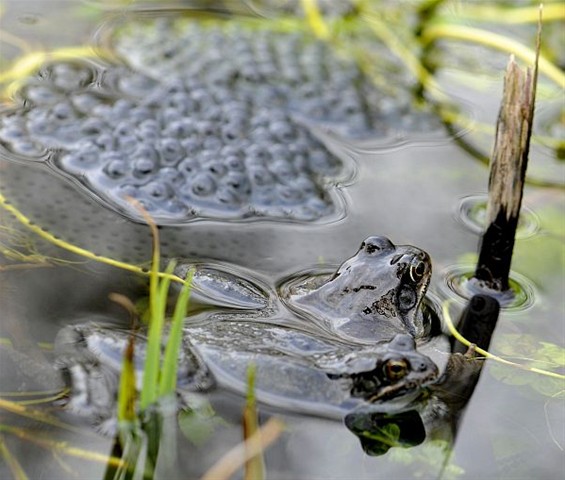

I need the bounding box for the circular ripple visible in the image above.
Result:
[456,195,540,239]
[441,264,536,311]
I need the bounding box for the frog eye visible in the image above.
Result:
[409,261,427,282]
[383,359,409,381]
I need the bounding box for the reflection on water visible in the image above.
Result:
[0,1,564,479]
[441,263,537,310]
[456,194,540,239]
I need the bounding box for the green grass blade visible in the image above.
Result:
[137,202,161,410]
[0,433,29,480]
[140,260,175,410]
[117,336,137,423]
[243,363,264,480]
[159,268,194,397]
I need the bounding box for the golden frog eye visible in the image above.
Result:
[384,359,409,381]
[409,261,427,282]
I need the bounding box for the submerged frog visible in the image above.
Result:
[54,320,215,432]
[54,235,441,429]
[187,321,438,416]
[54,320,438,430]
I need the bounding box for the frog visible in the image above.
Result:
[281,235,436,344]
[54,319,215,433]
[54,319,439,431]
[53,235,441,431]
[174,235,439,346]
[188,321,438,416]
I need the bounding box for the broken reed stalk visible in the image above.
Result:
[472,24,540,294]
[451,294,500,355]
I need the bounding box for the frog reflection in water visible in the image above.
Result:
[54,236,440,427]
[286,235,434,344]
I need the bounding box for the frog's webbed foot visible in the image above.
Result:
[464,343,477,358]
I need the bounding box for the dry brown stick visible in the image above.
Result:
[200,418,284,480]
[472,12,541,293]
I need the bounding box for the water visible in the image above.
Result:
[0,1,563,479]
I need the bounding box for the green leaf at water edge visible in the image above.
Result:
[117,336,137,424]
[159,267,194,397]
[140,261,175,410]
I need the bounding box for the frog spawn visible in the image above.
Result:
[114,21,439,139]
[0,62,343,223]
[0,16,442,223]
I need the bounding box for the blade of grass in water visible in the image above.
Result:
[0,434,29,480]
[301,0,330,40]
[159,267,194,397]
[243,363,264,480]
[0,398,93,436]
[117,336,137,424]
[140,261,175,410]
[200,418,284,480]
[0,425,124,467]
[138,200,161,410]
[103,432,137,480]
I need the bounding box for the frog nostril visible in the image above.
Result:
[390,254,403,265]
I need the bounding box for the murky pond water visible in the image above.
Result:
[0,1,563,479]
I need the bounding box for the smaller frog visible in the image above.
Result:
[285,236,434,344]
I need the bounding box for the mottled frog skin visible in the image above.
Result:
[54,320,438,427]
[189,321,438,413]
[54,320,214,433]
[285,236,433,343]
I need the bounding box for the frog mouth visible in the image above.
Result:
[365,369,439,403]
